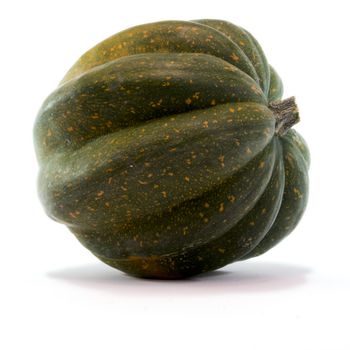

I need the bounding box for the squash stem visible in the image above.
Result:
[269,96,300,136]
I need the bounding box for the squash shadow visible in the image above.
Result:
[47,260,312,296]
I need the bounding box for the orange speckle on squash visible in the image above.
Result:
[192,92,200,100]
[69,211,80,219]
[293,188,303,199]
[251,84,260,93]
[263,128,271,137]
[230,53,240,61]
[228,195,236,203]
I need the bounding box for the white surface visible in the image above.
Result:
[1,0,350,349]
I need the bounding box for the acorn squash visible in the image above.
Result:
[34,20,310,279]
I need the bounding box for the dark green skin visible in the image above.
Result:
[34,20,309,279]
[241,130,309,260]
[194,19,270,95]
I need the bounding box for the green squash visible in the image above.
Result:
[34,19,309,279]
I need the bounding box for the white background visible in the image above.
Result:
[1,0,349,349]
